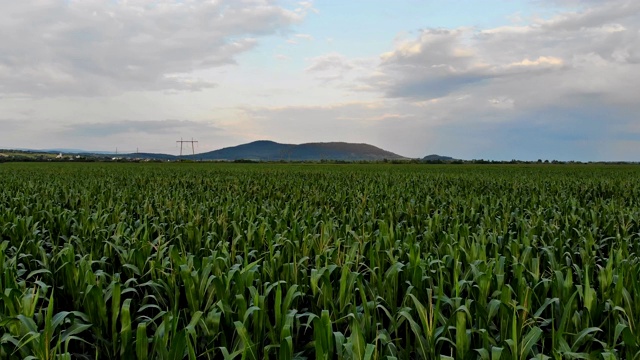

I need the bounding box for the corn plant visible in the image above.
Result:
[1,162,640,359]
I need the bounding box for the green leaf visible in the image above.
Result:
[520,326,542,360]
[234,321,258,360]
[136,322,148,360]
[571,327,602,351]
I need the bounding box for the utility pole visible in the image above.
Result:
[176,138,198,156]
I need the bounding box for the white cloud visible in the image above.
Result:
[295,33,314,41]
[367,0,640,110]
[305,53,354,72]
[508,56,564,67]
[0,0,307,97]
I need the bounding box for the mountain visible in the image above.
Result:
[185,140,407,161]
[422,154,454,161]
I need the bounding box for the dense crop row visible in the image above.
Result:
[1,163,639,359]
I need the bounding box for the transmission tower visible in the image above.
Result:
[176,138,198,156]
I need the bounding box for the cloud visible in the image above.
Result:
[306,53,354,72]
[0,118,27,132]
[295,34,314,41]
[2,0,638,161]
[68,119,220,137]
[508,56,564,68]
[275,54,290,61]
[368,0,640,105]
[1,114,241,153]
[295,1,319,15]
[303,53,379,88]
[372,28,495,99]
[233,101,435,157]
[0,1,307,97]
[428,102,638,161]
[231,0,640,160]
[350,0,640,161]
[375,27,564,99]
[285,0,640,161]
[537,0,640,32]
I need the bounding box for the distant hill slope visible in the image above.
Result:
[422,154,454,161]
[185,140,407,161]
[121,152,177,160]
[189,140,293,161]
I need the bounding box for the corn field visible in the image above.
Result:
[1,163,639,359]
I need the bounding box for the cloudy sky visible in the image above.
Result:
[1,0,638,160]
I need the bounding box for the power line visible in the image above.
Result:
[176,138,198,156]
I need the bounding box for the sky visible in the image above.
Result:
[0,0,639,161]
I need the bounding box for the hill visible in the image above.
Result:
[6,141,408,162]
[422,154,454,162]
[0,149,59,160]
[185,141,407,161]
[115,152,177,161]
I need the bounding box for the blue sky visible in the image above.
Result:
[1,0,639,161]
[244,1,557,75]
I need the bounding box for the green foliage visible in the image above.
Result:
[1,163,640,359]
